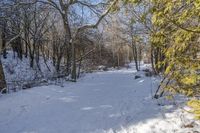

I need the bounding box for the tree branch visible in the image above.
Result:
[76,0,118,34]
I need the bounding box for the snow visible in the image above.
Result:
[2,51,56,82]
[0,64,199,133]
[1,51,57,91]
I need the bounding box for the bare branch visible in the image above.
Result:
[76,0,118,34]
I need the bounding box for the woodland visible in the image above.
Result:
[0,0,200,132]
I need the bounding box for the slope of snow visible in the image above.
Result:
[2,51,56,82]
[0,66,199,133]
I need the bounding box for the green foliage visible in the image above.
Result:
[187,100,200,119]
[124,0,200,119]
[124,0,142,4]
[150,0,200,118]
[151,0,200,93]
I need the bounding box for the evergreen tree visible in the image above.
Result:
[151,0,200,118]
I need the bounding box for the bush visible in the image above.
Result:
[187,100,200,120]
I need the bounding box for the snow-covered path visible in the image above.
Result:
[0,69,199,133]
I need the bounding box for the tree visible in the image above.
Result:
[0,22,7,92]
[150,0,200,118]
[104,16,126,68]
[37,0,119,81]
[121,1,153,71]
[0,59,6,93]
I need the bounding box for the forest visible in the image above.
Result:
[0,0,200,133]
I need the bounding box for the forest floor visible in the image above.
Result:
[0,65,200,133]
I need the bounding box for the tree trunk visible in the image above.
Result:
[154,47,159,73]
[132,43,139,71]
[30,56,34,68]
[117,52,120,68]
[71,42,77,82]
[151,46,157,74]
[36,44,41,72]
[16,37,23,60]
[29,46,34,68]
[24,30,29,58]
[77,52,83,78]
[56,55,62,72]
[2,21,7,59]
[66,46,71,75]
[62,13,72,76]
[0,58,6,93]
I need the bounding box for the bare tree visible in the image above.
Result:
[36,0,118,81]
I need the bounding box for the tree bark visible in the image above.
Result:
[2,21,7,59]
[71,42,76,82]
[0,58,6,93]
[132,42,139,71]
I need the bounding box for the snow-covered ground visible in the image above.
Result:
[2,51,56,82]
[0,65,199,133]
